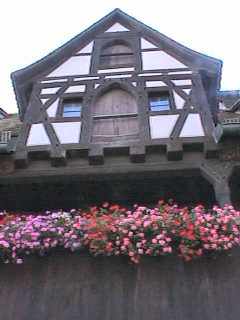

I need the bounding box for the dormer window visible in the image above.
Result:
[148,92,170,112]
[62,99,82,118]
[99,40,134,69]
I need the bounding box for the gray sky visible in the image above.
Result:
[1,0,239,113]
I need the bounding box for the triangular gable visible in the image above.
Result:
[141,38,157,49]
[47,56,91,77]
[76,42,94,54]
[40,98,49,105]
[12,8,222,119]
[142,51,187,70]
[105,22,129,32]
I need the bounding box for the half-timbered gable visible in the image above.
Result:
[3,9,240,320]
[5,8,237,211]
[12,9,221,158]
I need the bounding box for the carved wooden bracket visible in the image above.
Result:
[200,160,234,206]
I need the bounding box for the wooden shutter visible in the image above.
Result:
[92,89,139,143]
[93,89,137,115]
[100,42,134,68]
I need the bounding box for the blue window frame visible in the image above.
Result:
[149,93,170,111]
[62,100,82,118]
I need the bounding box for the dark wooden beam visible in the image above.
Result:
[167,141,183,161]
[50,149,67,167]
[204,140,219,159]
[14,150,28,169]
[129,145,146,163]
[88,145,104,165]
[213,181,231,206]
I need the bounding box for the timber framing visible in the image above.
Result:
[11,8,222,120]
[3,8,240,210]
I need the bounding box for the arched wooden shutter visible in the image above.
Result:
[92,88,139,142]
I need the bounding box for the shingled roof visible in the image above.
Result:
[219,90,240,109]
[217,90,240,123]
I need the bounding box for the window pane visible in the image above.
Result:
[63,101,82,117]
[149,94,170,111]
[64,106,81,112]
[63,111,81,117]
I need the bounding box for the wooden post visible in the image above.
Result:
[213,181,231,206]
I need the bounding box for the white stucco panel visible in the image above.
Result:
[77,41,94,54]
[47,98,59,117]
[41,87,61,95]
[74,76,99,81]
[41,79,67,83]
[149,115,179,139]
[105,23,129,32]
[146,81,166,87]
[105,74,132,79]
[173,91,185,109]
[52,122,81,144]
[168,71,192,75]
[41,98,49,105]
[98,67,134,74]
[219,101,227,111]
[180,114,204,137]
[138,72,162,77]
[182,89,191,95]
[141,38,157,49]
[65,85,86,93]
[142,51,187,70]
[47,56,91,77]
[27,124,50,146]
[172,79,192,86]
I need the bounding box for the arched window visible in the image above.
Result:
[99,41,134,68]
[92,87,139,142]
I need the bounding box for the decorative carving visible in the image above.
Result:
[200,160,234,205]
[201,160,233,184]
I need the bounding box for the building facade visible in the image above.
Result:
[1,9,240,320]
[0,8,239,210]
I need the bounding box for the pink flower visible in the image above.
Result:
[16,259,23,264]
[159,240,165,246]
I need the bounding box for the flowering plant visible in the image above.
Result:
[0,201,240,264]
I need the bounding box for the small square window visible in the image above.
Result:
[148,93,170,111]
[62,100,82,118]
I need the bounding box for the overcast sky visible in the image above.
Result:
[1,0,239,113]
